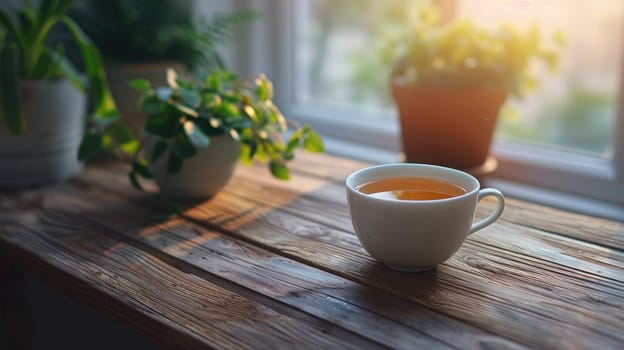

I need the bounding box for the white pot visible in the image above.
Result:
[0,79,86,187]
[148,134,240,200]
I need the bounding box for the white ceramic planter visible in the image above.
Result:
[148,134,240,200]
[0,79,86,187]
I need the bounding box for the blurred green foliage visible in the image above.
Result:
[70,0,256,70]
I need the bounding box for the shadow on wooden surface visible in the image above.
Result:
[0,273,155,350]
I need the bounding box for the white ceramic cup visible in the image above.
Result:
[346,163,505,272]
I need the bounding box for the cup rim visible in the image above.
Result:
[345,163,480,204]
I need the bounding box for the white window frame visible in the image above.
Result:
[234,0,624,221]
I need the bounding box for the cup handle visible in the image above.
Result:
[469,188,505,235]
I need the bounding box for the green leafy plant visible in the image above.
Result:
[126,68,324,189]
[70,0,257,71]
[383,3,564,97]
[0,0,135,155]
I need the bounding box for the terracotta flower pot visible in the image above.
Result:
[0,79,86,187]
[392,82,506,170]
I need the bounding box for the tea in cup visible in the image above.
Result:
[345,163,504,271]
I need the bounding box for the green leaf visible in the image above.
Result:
[128,171,143,191]
[253,144,269,163]
[91,110,118,129]
[0,44,24,134]
[179,86,201,108]
[108,121,135,144]
[269,160,290,180]
[145,113,178,138]
[243,105,257,122]
[183,120,210,148]
[248,140,258,160]
[150,140,168,162]
[25,16,58,76]
[303,130,324,153]
[238,144,252,165]
[285,130,302,156]
[120,140,139,155]
[44,49,86,91]
[201,92,221,108]
[60,16,118,120]
[267,103,287,132]
[31,45,55,78]
[174,134,196,159]
[205,73,220,91]
[193,117,225,136]
[255,74,273,101]
[129,78,152,94]
[78,131,103,160]
[17,9,35,44]
[216,101,239,118]
[167,152,183,174]
[132,159,153,179]
[140,94,163,116]
[0,8,23,53]
[108,122,139,155]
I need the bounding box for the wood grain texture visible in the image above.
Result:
[0,207,371,350]
[181,193,624,348]
[497,198,624,251]
[35,181,521,350]
[177,166,624,346]
[228,163,624,284]
[78,161,624,348]
[2,153,624,350]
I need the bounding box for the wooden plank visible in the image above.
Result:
[182,190,624,344]
[80,161,624,289]
[0,207,371,350]
[78,163,624,348]
[286,151,369,181]
[227,166,624,292]
[34,181,520,350]
[497,199,624,250]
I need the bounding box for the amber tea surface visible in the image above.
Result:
[356,176,467,201]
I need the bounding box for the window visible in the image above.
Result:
[235,0,624,220]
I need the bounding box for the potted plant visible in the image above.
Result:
[105,68,324,201]
[388,4,562,170]
[70,0,255,135]
[0,0,130,186]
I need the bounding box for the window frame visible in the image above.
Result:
[234,0,624,220]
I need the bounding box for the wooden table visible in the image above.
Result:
[1,152,623,349]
